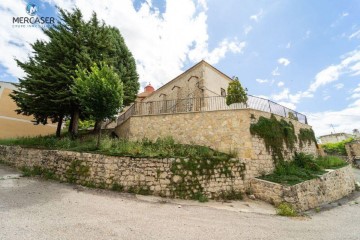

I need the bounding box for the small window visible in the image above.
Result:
[221,88,226,96]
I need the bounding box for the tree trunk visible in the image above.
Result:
[70,109,80,138]
[93,120,102,133]
[68,112,73,133]
[56,115,64,138]
[97,128,101,149]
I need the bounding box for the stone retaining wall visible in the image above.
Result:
[0,145,247,199]
[250,165,356,211]
[115,109,318,178]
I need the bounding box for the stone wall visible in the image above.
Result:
[345,140,360,168]
[250,165,356,211]
[0,145,246,199]
[115,109,318,177]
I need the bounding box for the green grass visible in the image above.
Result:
[0,133,234,161]
[276,203,298,217]
[316,156,348,169]
[20,166,58,180]
[259,153,347,185]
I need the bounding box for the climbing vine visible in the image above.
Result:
[298,128,317,148]
[250,114,297,162]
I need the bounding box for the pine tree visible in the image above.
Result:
[12,8,139,137]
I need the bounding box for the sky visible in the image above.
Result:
[0,0,360,137]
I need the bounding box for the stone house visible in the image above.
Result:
[319,132,353,144]
[114,60,318,177]
[0,81,55,139]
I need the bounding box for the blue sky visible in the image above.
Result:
[0,0,360,136]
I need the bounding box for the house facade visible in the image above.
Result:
[114,61,317,177]
[133,60,232,115]
[0,81,55,139]
[319,132,353,144]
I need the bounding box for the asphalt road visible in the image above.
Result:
[1,165,359,240]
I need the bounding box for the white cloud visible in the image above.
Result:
[272,88,289,101]
[256,78,268,84]
[271,66,280,76]
[250,9,263,22]
[309,65,341,92]
[353,84,360,93]
[278,101,296,110]
[244,25,252,35]
[277,81,284,87]
[342,12,349,17]
[309,48,360,92]
[334,83,344,89]
[0,0,246,90]
[306,82,360,136]
[307,99,360,136]
[271,88,313,109]
[323,95,330,101]
[286,42,291,49]
[278,57,290,66]
[349,29,360,39]
[0,0,47,79]
[189,38,246,64]
[304,30,311,39]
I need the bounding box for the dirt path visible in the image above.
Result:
[1,165,359,240]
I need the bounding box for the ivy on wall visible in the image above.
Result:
[298,128,317,148]
[250,114,297,162]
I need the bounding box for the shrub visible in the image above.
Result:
[192,192,209,203]
[316,156,347,169]
[217,189,243,201]
[321,138,353,156]
[293,152,321,171]
[111,182,124,192]
[276,203,298,217]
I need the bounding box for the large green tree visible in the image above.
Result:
[72,63,123,147]
[12,8,139,137]
[226,76,248,106]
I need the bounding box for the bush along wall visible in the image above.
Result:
[250,114,317,163]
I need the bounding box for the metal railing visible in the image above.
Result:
[117,95,308,125]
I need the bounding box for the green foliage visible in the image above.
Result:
[0,134,231,161]
[276,203,298,217]
[72,63,124,122]
[170,155,245,200]
[72,63,123,147]
[321,138,353,156]
[250,114,297,162]
[293,153,321,171]
[127,185,152,195]
[316,156,347,169]
[65,119,95,130]
[20,166,58,180]
[298,128,317,148]
[217,189,243,201]
[192,192,209,202]
[226,76,248,106]
[65,160,90,183]
[260,153,347,185]
[287,112,299,121]
[111,183,124,192]
[12,8,139,136]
